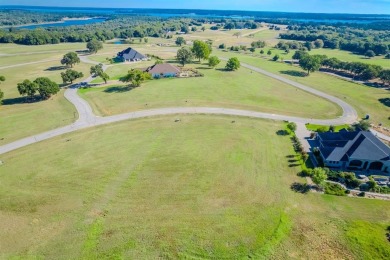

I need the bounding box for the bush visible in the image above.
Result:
[324,182,347,196]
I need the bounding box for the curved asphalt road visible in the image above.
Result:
[0,58,359,155]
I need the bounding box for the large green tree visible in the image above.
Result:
[34,77,60,99]
[175,37,185,46]
[299,55,322,75]
[192,40,211,61]
[90,64,110,83]
[311,168,327,187]
[61,52,80,68]
[86,40,103,54]
[61,69,84,84]
[379,70,390,85]
[121,69,151,87]
[225,57,240,71]
[17,79,38,101]
[208,56,221,68]
[176,47,193,66]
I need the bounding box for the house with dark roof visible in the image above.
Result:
[145,63,181,78]
[117,48,147,62]
[316,130,390,174]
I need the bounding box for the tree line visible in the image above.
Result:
[280,24,390,56]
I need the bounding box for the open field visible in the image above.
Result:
[310,48,390,69]
[0,43,92,144]
[215,49,390,127]
[0,116,389,259]
[79,61,341,118]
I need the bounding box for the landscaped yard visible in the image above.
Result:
[0,116,389,259]
[79,61,341,118]
[215,49,390,127]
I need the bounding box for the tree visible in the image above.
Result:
[267,50,272,55]
[218,43,226,49]
[0,89,3,105]
[90,64,109,83]
[208,56,220,68]
[311,168,327,187]
[287,122,297,132]
[61,52,80,68]
[299,55,322,75]
[260,49,264,54]
[365,50,376,58]
[192,40,211,61]
[144,38,148,43]
[292,50,308,60]
[191,27,197,32]
[367,177,377,191]
[90,64,104,77]
[34,77,60,99]
[17,79,38,101]
[121,69,151,87]
[86,39,103,54]
[201,26,206,32]
[176,47,193,66]
[355,120,370,131]
[61,69,84,84]
[175,36,185,46]
[225,57,240,71]
[314,39,324,48]
[155,59,163,65]
[379,70,390,85]
[385,53,390,59]
[233,32,242,38]
[273,54,280,61]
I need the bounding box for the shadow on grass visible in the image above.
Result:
[2,96,42,105]
[104,86,134,93]
[45,65,68,71]
[290,182,310,194]
[379,98,390,108]
[276,130,289,136]
[280,70,307,77]
[289,164,301,167]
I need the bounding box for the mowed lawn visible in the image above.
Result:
[0,43,92,144]
[80,61,341,119]
[0,116,389,259]
[215,50,390,127]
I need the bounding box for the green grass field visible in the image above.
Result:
[215,49,390,127]
[0,42,96,144]
[80,61,341,118]
[1,116,389,259]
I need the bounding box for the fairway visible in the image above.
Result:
[215,49,390,127]
[0,116,389,259]
[80,61,341,119]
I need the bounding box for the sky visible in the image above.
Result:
[1,0,390,14]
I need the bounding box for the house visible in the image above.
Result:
[145,63,181,78]
[316,130,390,174]
[117,47,147,62]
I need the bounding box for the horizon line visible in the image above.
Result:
[1,5,390,16]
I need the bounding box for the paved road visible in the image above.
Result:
[0,58,359,155]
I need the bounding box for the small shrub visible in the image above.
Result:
[324,183,347,196]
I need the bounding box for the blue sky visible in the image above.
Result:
[2,0,390,14]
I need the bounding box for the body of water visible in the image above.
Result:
[18,18,106,29]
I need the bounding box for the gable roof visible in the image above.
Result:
[117,47,146,60]
[318,131,390,162]
[146,63,181,75]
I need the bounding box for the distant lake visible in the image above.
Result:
[17,18,106,29]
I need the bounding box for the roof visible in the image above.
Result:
[318,131,390,162]
[146,63,181,75]
[117,48,146,60]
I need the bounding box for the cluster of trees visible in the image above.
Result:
[280,24,390,56]
[293,50,390,82]
[17,77,60,101]
[288,122,309,163]
[250,40,266,48]
[0,10,66,26]
[0,16,193,45]
[223,21,258,30]
[121,69,151,87]
[90,64,110,84]
[276,40,323,52]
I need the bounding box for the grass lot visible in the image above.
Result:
[215,49,390,127]
[79,61,341,118]
[0,116,389,259]
[0,43,92,144]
